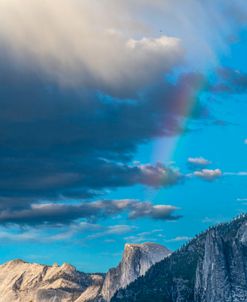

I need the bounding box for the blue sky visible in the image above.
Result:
[0,0,247,273]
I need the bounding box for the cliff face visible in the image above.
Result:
[112,215,247,302]
[195,221,247,302]
[100,242,171,301]
[0,260,104,302]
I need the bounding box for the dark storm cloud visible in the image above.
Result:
[0,58,201,207]
[0,159,182,205]
[0,200,180,226]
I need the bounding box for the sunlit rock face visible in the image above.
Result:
[100,242,171,302]
[0,260,104,302]
[112,215,247,302]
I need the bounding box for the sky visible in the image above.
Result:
[0,0,247,273]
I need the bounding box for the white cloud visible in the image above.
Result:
[194,169,222,181]
[188,157,212,167]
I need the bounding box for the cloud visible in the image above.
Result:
[224,171,247,176]
[88,225,135,240]
[1,0,246,80]
[237,198,247,202]
[165,236,191,243]
[0,160,182,209]
[187,157,212,168]
[0,222,100,243]
[202,216,227,224]
[0,0,245,92]
[211,67,247,94]
[129,204,180,220]
[193,169,222,181]
[124,229,165,244]
[244,139,247,144]
[0,199,181,227]
[0,0,183,95]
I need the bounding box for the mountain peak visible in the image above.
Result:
[124,241,165,247]
[61,262,76,272]
[124,242,171,253]
[6,259,26,265]
[101,242,171,301]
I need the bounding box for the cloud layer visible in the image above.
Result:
[0,199,180,227]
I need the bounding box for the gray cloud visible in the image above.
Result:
[0,160,182,208]
[0,199,181,227]
[0,65,196,207]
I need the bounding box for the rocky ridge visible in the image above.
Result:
[0,259,103,302]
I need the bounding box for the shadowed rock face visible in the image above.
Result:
[0,260,104,302]
[112,214,247,302]
[100,242,171,302]
[195,222,247,302]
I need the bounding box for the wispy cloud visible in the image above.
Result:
[237,198,247,202]
[165,236,191,243]
[202,216,228,225]
[87,225,135,240]
[187,157,212,168]
[224,172,247,176]
[124,229,165,244]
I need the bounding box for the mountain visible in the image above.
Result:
[1,214,246,302]
[112,214,247,302]
[0,242,169,302]
[100,242,171,301]
[0,260,104,302]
